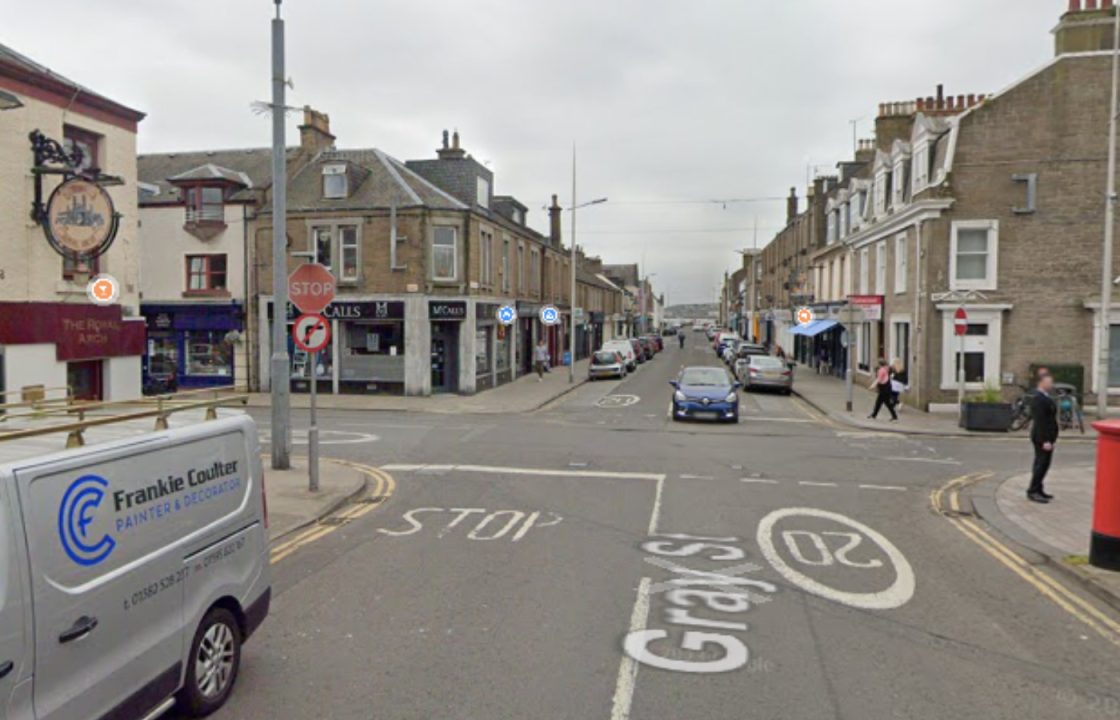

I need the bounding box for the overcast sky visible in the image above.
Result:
[4,0,1065,304]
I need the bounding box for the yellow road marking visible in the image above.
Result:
[269,460,396,564]
[932,473,1120,647]
[792,397,838,429]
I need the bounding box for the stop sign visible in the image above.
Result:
[954,307,968,336]
[288,263,335,314]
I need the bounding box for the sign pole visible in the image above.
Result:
[845,300,854,413]
[957,303,966,421]
[269,0,291,471]
[309,349,319,492]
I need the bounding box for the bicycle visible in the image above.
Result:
[1055,383,1086,434]
[1009,384,1033,432]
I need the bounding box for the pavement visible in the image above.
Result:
[263,455,368,540]
[245,358,591,415]
[194,334,1120,720]
[792,364,1099,440]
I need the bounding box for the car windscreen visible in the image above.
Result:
[680,368,731,386]
[750,356,785,370]
[593,351,620,363]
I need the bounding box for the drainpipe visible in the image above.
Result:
[914,219,924,410]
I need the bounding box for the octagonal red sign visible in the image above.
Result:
[288,263,335,314]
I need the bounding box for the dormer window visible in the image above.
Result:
[323,163,348,199]
[476,177,490,209]
[186,186,224,224]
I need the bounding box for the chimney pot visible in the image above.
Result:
[1105,0,1114,8]
[452,130,460,150]
[1069,0,1080,11]
[1087,0,1098,9]
[936,84,944,105]
[967,93,977,106]
[927,96,935,110]
[442,130,449,149]
[916,98,925,111]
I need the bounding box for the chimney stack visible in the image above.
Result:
[1056,0,1117,55]
[786,187,798,223]
[549,194,562,246]
[298,106,335,154]
[436,128,467,160]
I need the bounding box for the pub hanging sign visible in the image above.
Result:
[30,130,122,261]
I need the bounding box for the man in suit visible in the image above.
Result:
[1028,372,1059,503]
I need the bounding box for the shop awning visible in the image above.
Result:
[801,319,840,337]
[791,320,822,336]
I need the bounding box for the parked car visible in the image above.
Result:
[715,332,741,357]
[733,344,769,378]
[0,413,271,720]
[629,338,646,364]
[705,326,719,341]
[720,338,743,365]
[637,336,655,361]
[589,350,628,380]
[741,354,794,394]
[669,366,741,423]
[645,334,664,352]
[602,340,638,371]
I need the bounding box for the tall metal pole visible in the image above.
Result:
[957,302,966,421]
[309,350,319,491]
[1098,5,1120,419]
[269,0,291,469]
[569,145,577,384]
[845,300,854,412]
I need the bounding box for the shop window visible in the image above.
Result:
[502,238,511,292]
[185,186,225,224]
[185,331,232,377]
[344,322,402,356]
[148,335,178,378]
[185,254,228,294]
[433,226,458,281]
[476,327,493,375]
[63,125,101,174]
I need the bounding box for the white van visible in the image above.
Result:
[0,413,270,719]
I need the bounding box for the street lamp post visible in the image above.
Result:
[1098,5,1120,419]
[269,0,291,470]
[567,145,606,383]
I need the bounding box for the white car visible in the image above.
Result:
[601,340,638,372]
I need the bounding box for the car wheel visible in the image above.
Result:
[180,606,242,717]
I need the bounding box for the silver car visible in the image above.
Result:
[741,355,794,394]
[589,350,628,380]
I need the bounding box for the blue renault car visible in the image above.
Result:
[669,366,741,423]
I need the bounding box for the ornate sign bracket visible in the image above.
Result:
[29,129,123,225]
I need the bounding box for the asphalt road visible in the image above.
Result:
[207,334,1120,720]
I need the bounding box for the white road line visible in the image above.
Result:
[883,456,962,465]
[798,481,839,488]
[379,463,665,481]
[647,476,665,535]
[859,484,908,492]
[741,417,812,424]
[741,478,779,485]
[610,577,652,720]
[678,474,713,480]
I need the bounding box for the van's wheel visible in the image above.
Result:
[181,607,241,717]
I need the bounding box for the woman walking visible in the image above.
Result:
[889,358,908,413]
[868,358,898,421]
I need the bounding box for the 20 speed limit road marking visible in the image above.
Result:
[269,461,396,564]
[932,473,1120,648]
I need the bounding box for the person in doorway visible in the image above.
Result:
[818,345,830,376]
[868,358,898,421]
[534,340,550,381]
[890,358,908,412]
[1028,372,1059,503]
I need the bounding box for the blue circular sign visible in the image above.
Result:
[540,306,560,325]
[497,305,517,325]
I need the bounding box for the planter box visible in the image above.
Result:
[960,402,1013,432]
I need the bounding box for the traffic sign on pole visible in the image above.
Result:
[292,313,331,353]
[540,305,561,326]
[288,263,335,314]
[954,307,968,336]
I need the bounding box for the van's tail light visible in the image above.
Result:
[261,469,269,529]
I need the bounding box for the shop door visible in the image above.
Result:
[431,322,460,393]
[67,360,103,401]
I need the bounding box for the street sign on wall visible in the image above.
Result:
[288,263,335,315]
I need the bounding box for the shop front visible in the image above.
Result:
[141,303,242,393]
[589,312,605,353]
[475,303,515,392]
[516,301,541,375]
[0,302,144,401]
[430,300,466,393]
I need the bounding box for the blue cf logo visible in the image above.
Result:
[58,475,116,567]
[498,306,516,325]
[542,307,558,324]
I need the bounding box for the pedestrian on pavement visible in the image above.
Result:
[1028,372,1059,504]
[868,358,898,421]
[678,329,686,349]
[818,345,830,376]
[890,358,908,412]
[534,340,550,381]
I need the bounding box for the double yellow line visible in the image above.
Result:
[269,461,396,564]
[932,473,1120,647]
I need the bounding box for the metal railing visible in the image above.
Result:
[185,205,225,224]
[0,385,249,449]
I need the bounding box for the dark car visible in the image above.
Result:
[637,337,654,360]
[669,366,741,423]
[645,334,664,353]
[629,338,645,363]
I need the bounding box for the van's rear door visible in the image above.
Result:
[0,470,30,716]
[14,417,255,720]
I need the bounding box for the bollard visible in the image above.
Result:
[1090,420,1120,570]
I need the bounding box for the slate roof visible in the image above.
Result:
[603,263,640,288]
[167,163,252,187]
[278,149,468,213]
[577,268,619,292]
[138,148,299,205]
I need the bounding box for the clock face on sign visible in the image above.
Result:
[46,178,116,258]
